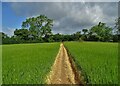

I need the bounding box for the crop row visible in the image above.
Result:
[64,42,118,84]
[2,43,60,84]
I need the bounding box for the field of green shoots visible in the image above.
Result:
[2,43,60,84]
[0,45,2,85]
[64,42,118,84]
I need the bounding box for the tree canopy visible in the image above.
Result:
[1,15,119,44]
[90,22,113,41]
[22,15,53,38]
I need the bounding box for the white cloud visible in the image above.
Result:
[2,0,120,2]
[3,2,118,35]
[2,27,15,36]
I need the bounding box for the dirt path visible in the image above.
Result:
[46,43,84,85]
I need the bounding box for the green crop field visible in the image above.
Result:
[0,45,2,85]
[2,42,118,84]
[64,42,118,84]
[2,43,60,84]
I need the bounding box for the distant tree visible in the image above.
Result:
[81,29,88,41]
[115,17,120,33]
[47,35,54,42]
[0,32,2,44]
[90,22,113,41]
[73,31,81,41]
[81,35,87,41]
[62,35,72,41]
[53,33,63,42]
[114,17,120,41]
[1,32,15,44]
[0,32,9,39]
[14,29,29,40]
[112,34,118,42]
[87,31,99,41]
[82,29,88,35]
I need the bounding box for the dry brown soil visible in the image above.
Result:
[46,43,84,85]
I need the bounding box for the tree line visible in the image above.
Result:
[1,15,119,44]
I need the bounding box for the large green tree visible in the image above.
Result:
[22,15,53,39]
[90,22,113,41]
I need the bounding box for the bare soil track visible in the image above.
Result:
[46,43,84,85]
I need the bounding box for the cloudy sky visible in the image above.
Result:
[1,1,118,36]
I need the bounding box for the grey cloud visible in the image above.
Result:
[2,0,120,2]
[11,2,67,19]
[10,2,118,34]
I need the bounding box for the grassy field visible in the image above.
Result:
[64,42,118,84]
[2,43,60,84]
[0,45,2,85]
[2,42,118,84]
